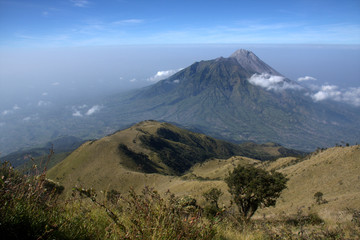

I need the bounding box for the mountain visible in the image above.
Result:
[47,120,302,195]
[99,49,360,151]
[1,49,359,155]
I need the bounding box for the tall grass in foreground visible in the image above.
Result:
[1,160,359,239]
[0,161,216,239]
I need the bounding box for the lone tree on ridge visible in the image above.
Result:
[225,164,288,222]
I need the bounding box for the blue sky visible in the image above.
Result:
[0,0,359,112]
[1,0,359,47]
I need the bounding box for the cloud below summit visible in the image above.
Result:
[85,105,102,116]
[147,69,183,82]
[71,104,102,117]
[248,73,302,91]
[298,76,317,82]
[311,85,360,106]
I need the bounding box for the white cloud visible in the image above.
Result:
[173,79,180,84]
[2,105,20,115]
[342,87,360,107]
[1,110,11,116]
[147,69,182,82]
[72,110,83,117]
[42,92,48,96]
[38,100,51,107]
[85,105,102,116]
[130,78,137,82]
[52,82,60,86]
[113,19,144,25]
[71,0,89,7]
[248,73,302,91]
[311,85,360,106]
[71,104,89,117]
[311,85,341,102]
[298,76,317,82]
[23,116,32,121]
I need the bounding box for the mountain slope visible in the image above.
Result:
[100,50,360,151]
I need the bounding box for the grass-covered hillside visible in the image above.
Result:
[46,120,302,197]
[259,145,360,223]
[46,121,359,226]
[2,135,359,239]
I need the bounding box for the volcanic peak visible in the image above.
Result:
[229,49,281,76]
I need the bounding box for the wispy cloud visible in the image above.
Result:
[298,76,317,82]
[248,73,302,91]
[1,110,11,116]
[7,18,360,47]
[38,100,51,107]
[1,105,20,116]
[147,69,182,82]
[72,110,82,117]
[22,114,38,122]
[71,104,88,117]
[85,105,102,116]
[113,19,144,25]
[71,0,89,7]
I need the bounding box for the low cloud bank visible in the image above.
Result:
[71,104,102,117]
[248,73,302,91]
[147,69,183,82]
[311,85,360,106]
[86,105,102,116]
[1,105,20,116]
[38,100,51,107]
[249,73,359,107]
[297,76,317,82]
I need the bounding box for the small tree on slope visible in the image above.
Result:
[225,164,288,222]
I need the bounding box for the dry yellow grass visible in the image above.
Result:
[48,123,359,226]
[258,145,360,223]
[186,156,259,180]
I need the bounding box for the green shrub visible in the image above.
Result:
[225,164,288,222]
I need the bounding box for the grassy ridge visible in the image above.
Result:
[2,145,360,239]
[46,120,302,198]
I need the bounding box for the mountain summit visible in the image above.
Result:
[1,49,358,155]
[229,49,281,75]
[100,49,359,151]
